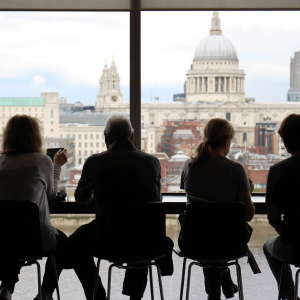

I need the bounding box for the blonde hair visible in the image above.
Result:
[191,118,234,164]
[1,115,43,155]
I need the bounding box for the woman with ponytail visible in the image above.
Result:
[179,118,255,300]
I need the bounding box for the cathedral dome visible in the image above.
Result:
[194,12,238,61]
[194,35,238,60]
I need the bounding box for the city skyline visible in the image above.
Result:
[0,11,300,104]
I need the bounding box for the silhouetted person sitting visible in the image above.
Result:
[264,114,300,300]
[179,118,255,300]
[0,115,68,300]
[50,114,173,300]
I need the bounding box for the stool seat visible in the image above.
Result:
[173,249,245,264]
[94,251,165,264]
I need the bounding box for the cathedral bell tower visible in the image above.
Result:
[95,56,123,111]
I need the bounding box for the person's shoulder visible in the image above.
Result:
[136,150,160,163]
[222,157,245,171]
[183,158,191,168]
[270,156,297,173]
[85,151,107,163]
[32,152,52,164]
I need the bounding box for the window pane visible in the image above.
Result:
[142,11,297,193]
[0,12,129,179]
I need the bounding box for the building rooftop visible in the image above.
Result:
[60,112,129,126]
[173,129,194,139]
[169,151,190,162]
[0,97,45,106]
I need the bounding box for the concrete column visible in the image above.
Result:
[187,78,190,92]
[202,77,205,92]
[213,77,216,92]
[224,77,227,93]
[218,77,221,93]
[242,78,244,92]
[197,77,200,93]
[231,77,235,92]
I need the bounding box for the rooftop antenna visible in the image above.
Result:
[150,79,157,102]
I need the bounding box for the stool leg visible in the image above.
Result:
[186,262,197,300]
[278,263,287,300]
[93,259,101,300]
[179,258,187,300]
[294,268,300,300]
[235,261,244,300]
[107,264,115,300]
[154,263,164,300]
[50,256,61,300]
[33,261,42,300]
[149,265,154,300]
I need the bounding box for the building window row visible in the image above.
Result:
[77,142,105,148]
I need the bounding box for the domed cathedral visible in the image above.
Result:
[186,12,245,103]
[96,56,124,112]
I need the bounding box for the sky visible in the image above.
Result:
[0,11,300,104]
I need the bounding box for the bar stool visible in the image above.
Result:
[175,202,248,300]
[0,200,61,300]
[92,202,168,300]
[278,259,300,300]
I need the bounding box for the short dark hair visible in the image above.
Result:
[278,114,300,154]
[1,115,43,154]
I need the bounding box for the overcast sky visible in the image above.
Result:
[0,11,299,104]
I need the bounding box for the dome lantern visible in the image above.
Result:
[210,12,222,35]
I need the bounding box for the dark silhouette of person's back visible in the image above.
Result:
[75,139,161,240]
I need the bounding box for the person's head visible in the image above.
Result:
[191,118,234,164]
[104,114,134,148]
[278,114,300,155]
[1,114,43,155]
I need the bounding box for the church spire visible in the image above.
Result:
[104,59,108,69]
[210,11,222,35]
[111,55,115,66]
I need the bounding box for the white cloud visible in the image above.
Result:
[0,11,300,102]
[31,75,46,85]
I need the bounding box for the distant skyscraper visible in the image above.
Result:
[287,51,300,101]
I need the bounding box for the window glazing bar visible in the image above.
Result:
[130,0,141,150]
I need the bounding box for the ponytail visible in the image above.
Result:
[190,141,210,164]
[190,118,235,164]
